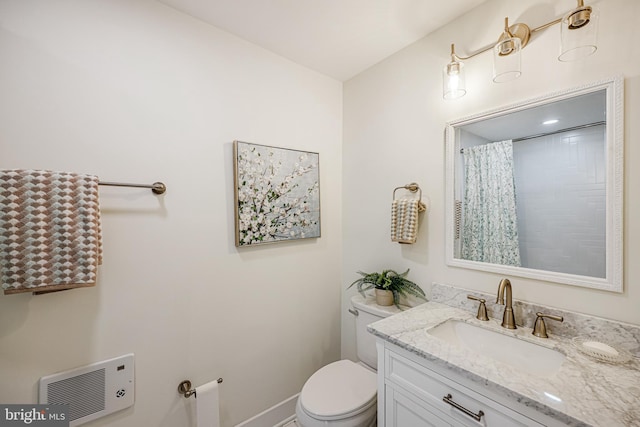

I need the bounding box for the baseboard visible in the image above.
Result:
[235,393,299,427]
[275,414,297,427]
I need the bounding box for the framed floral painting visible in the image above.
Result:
[233,141,320,246]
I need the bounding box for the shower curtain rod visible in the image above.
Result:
[98,181,166,195]
[460,121,606,153]
[512,121,606,142]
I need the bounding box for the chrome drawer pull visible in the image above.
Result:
[443,394,485,422]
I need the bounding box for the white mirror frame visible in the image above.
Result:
[445,76,624,292]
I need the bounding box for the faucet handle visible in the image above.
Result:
[467,295,489,321]
[532,312,564,338]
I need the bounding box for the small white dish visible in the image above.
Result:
[572,337,632,364]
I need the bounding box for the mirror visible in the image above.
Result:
[445,76,623,292]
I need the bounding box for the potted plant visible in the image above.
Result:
[348,269,426,307]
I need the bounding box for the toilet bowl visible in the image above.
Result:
[295,296,402,427]
[296,360,377,427]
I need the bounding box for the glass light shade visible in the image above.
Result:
[493,37,521,83]
[443,61,466,100]
[559,7,598,61]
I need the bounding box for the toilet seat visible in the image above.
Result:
[299,360,377,421]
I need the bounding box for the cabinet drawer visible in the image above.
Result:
[385,349,543,427]
[385,383,466,427]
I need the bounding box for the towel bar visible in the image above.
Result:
[98,181,166,195]
[178,378,223,399]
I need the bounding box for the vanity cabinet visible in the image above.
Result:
[377,341,560,427]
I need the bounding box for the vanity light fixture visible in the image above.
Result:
[559,0,598,61]
[443,0,598,100]
[443,44,467,100]
[493,17,524,83]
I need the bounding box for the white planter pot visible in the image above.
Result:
[375,289,394,306]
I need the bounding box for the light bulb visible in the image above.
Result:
[443,61,466,100]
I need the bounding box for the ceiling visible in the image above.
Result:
[158,0,488,81]
[459,90,607,142]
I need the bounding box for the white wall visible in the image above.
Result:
[0,1,343,426]
[342,0,640,360]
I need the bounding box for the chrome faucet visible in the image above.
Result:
[496,278,517,329]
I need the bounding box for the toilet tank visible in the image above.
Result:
[351,295,404,370]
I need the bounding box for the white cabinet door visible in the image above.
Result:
[381,343,545,427]
[385,384,467,427]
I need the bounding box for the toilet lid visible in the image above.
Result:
[300,360,377,420]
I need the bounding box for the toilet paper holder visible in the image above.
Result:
[178,378,223,398]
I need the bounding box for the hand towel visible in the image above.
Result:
[0,169,102,294]
[391,199,419,244]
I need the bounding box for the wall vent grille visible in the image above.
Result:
[47,369,106,421]
[39,354,134,426]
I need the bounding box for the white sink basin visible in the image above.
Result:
[428,319,565,377]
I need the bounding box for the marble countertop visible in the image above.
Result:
[368,301,640,427]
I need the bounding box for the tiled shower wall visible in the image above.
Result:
[513,125,606,278]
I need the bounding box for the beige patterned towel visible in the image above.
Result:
[391,199,419,244]
[0,170,102,294]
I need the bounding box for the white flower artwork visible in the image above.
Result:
[233,141,320,246]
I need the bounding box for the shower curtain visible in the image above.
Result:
[461,140,521,266]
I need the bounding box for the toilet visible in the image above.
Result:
[295,295,402,427]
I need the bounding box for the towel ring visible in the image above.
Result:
[393,182,426,212]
